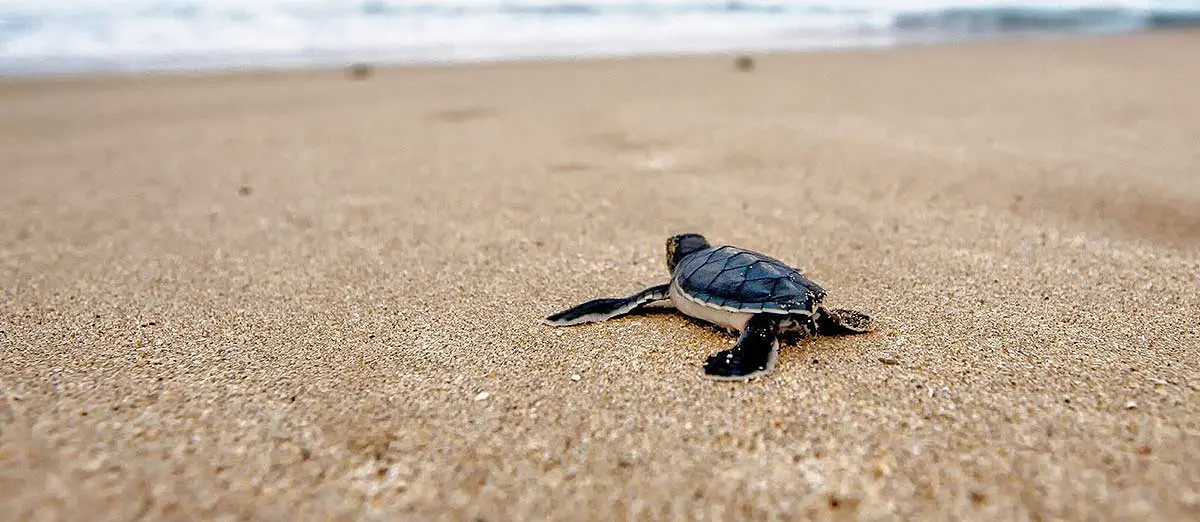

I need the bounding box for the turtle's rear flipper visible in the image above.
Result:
[702,313,780,381]
[542,284,670,327]
[815,307,871,335]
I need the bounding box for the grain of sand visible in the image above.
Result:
[3,32,1200,521]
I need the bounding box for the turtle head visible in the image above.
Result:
[666,233,710,273]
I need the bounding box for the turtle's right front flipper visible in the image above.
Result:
[702,313,780,381]
[542,284,671,327]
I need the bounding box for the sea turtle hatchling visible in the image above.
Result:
[542,233,872,381]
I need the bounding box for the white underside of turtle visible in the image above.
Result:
[543,234,872,382]
[669,283,813,333]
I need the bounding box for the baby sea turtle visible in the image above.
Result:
[542,233,871,381]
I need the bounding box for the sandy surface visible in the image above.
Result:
[3,31,1199,521]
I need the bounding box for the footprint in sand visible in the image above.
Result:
[582,131,685,173]
[639,153,679,172]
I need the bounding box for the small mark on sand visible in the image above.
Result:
[346,63,374,80]
[970,490,988,505]
[827,495,860,512]
[641,154,678,172]
[428,107,497,123]
[586,131,668,153]
[549,162,592,173]
[735,55,755,72]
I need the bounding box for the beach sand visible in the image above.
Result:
[3,31,1199,521]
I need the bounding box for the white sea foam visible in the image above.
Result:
[1,1,1197,75]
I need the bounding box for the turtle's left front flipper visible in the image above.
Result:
[702,313,780,381]
[542,284,671,327]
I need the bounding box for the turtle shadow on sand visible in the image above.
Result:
[542,233,872,382]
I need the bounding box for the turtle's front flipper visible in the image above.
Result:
[542,284,671,327]
[815,306,872,335]
[702,313,780,381]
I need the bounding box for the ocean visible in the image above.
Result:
[2,1,1199,76]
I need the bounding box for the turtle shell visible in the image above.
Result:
[672,245,826,314]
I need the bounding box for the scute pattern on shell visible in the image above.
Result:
[674,246,826,313]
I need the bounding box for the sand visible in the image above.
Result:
[2,31,1199,521]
